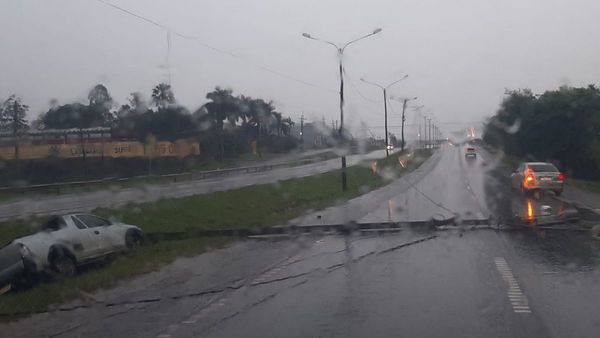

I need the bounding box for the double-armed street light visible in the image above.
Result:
[302,28,382,191]
[360,76,409,156]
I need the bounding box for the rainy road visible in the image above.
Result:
[3,145,600,338]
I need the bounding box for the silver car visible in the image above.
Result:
[12,214,143,276]
[510,162,564,195]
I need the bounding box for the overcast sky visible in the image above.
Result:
[2,0,600,137]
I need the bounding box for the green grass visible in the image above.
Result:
[0,150,430,316]
[95,165,383,233]
[93,150,427,234]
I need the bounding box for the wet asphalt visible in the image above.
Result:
[3,145,600,337]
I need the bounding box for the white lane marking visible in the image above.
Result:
[494,257,532,314]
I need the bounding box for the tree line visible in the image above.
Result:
[483,85,600,179]
[0,83,297,161]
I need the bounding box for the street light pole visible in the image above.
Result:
[303,28,382,191]
[423,116,427,149]
[389,96,418,152]
[428,118,432,149]
[418,119,421,148]
[400,97,418,151]
[360,75,408,157]
[412,105,424,150]
[383,88,389,156]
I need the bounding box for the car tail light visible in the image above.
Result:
[558,172,565,181]
[524,169,535,187]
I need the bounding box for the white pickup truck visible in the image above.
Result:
[4,214,143,277]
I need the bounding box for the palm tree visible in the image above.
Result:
[203,87,241,159]
[0,95,29,177]
[151,83,175,110]
[281,117,295,136]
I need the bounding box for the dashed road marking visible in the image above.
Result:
[494,257,532,314]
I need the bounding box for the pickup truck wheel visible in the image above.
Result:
[50,251,76,277]
[125,230,144,250]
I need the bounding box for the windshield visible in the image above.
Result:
[2,1,600,337]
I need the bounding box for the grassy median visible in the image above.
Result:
[0,150,430,316]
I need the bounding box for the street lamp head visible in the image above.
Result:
[302,33,312,39]
[413,96,418,100]
[373,28,383,34]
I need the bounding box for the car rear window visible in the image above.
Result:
[529,164,558,172]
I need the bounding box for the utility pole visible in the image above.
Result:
[401,99,407,151]
[418,120,421,149]
[12,100,20,178]
[423,116,427,149]
[300,114,304,151]
[428,118,432,149]
[387,96,417,152]
[361,76,409,157]
[302,28,383,191]
[384,89,389,154]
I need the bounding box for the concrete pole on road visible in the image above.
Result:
[303,28,382,191]
[388,96,418,152]
[428,118,432,149]
[360,76,409,157]
[423,116,427,149]
[300,114,304,151]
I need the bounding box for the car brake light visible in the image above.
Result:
[558,172,565,181]
[523,168,535,187]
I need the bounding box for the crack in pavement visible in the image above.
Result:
[188,235,440,335]
[195,279,310,336]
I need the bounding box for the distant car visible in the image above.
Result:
[386,144,394,151]
[465,147,477,158]
[11,214,143,276]
[510,162,564,196]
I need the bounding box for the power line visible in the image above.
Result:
[95,0,165,28]
[93,0,336,93]
[343,70,379,104]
